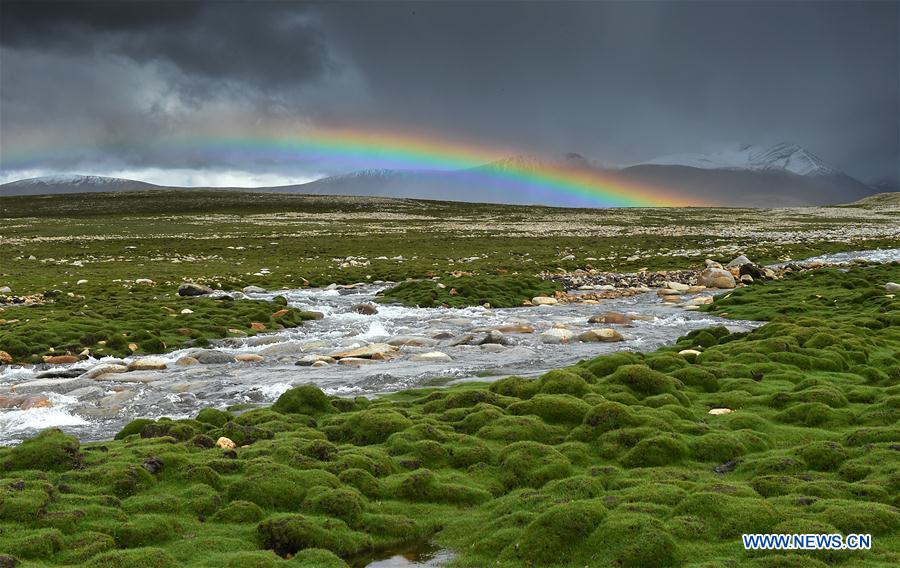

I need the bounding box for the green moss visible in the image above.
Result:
[272,385,334,416]
[256,513,372,557]
[288,548,349,567]
[1,429,82,472]
[499,441,572,489]
[585,512,677,568]
[501,499,607,564]
[85,547,178,568]
[507,394,591,424]
[211,500,265,523]
[325,408,413,445]
[378,274,561,308]
[195,408,233,427]
[620,435,688,468]
[605,364,681,397]
[303,487,366,523]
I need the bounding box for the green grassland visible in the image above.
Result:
[2,190,898,362]
[1,264,898,567]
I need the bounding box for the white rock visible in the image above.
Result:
[76,279,88,285]
[886,282,900,293]
[180,308,194,314]
[329,343,398,359]
[708,408,734,415]
[0,286,11,294]
[531,296,558,306]
[540,328,576,344]
[560,254,575,261]
[698,268,736,289]
[134,279,155,286]
[411,351,452,362]
[725,255,752,268]
[666,282,690,292]
[242,285,267,294]
[679,349,702,359]
[216,437,236,449]
[311,360,330,368]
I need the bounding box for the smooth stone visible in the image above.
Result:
[679,349,702,360]
[242,285,267,294]
[705,259,724,269]
[685,296,714,305]
[216,437,236,449]
[476,330,511,346]
[531,296,558,305]
[127,357,168,371]
[666,281,691,291]
[472,324,535,334]
[329,343,398,359]
[540,328,576,344]
[338,357,378,365]
[708,408,734,415]
[698,267,736,289]
[295,355,337,366]
[12,378,94,395]
[311,360,330,368]
[411,351,452,362]
[259,342,309,356]
[449,334,475,346]
[577,328,624,342]
[479,343,507,353]
[886,282,900,293]
[102,372,163,383]
[235,354,264,362]
[352,303,379,315]
[189,350,237,364]
[36,368,89,379]
[387,336,438,347]
[725,255,752,268]
[175,356,200,366]
[65,386,105,399]
[740,274,754,284]
[178,283,213,296]
[588,312,632,325]
[246,335,284,347]
[82,364,129,379]
[0,286,11,294]
[134,278,155,286]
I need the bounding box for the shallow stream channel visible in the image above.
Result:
[1,249,897,447]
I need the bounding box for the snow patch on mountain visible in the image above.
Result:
[633,143,838,176]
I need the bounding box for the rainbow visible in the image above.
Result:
[2,126,706,207]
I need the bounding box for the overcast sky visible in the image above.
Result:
[1,0,897,186]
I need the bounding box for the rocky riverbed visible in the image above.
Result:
[1,248,897,446]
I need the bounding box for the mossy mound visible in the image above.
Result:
[377,274,562,308]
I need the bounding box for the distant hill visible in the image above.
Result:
[0,174,161,196]
[0,143,881,207]
[845,192,900,207]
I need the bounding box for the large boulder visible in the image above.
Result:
[177,283,213,297]
[739,263,766,280]
[352,303,378,315]
[698,268,736,289]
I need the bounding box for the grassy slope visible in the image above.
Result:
[1,264,898,567]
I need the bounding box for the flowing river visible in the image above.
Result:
[1,248,897,446]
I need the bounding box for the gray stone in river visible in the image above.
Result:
[725,255,752,268]
[189,350,237,364]
[242,285,267,294]
[81,364,129,379]
[448,334,475,347]
[259,342,310,357]
[387,336,438,347]
[13,377,94,395]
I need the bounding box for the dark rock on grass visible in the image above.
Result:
[352,303,378,315]
[141,458,164,475]
[0,554,18,568]
[177,283,213,296]
[740,263,767,280]
[713,459,740,474]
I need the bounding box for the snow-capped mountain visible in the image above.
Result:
[632,143,838,176]
[0,174,160,196]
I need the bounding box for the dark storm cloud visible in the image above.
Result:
[1,0,897,183]
[0,0,333,89]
